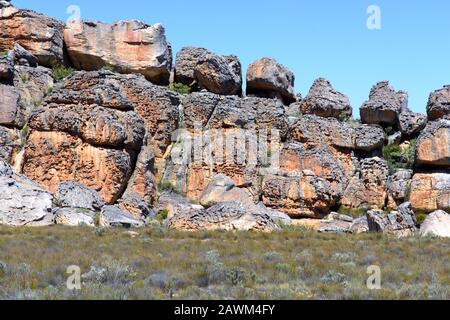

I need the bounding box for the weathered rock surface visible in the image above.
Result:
[162,92,287,200]
[174,47,242,95]
[0,6,65,67]
[64,20,172,85]
[360,81,408,126]
[53,181,104,211]
[0,51,14,82]
[100,205,144,228]
[427,85,450,121]
[398,111,427,137]
[387,169,413,208]
[0,84,20,125]
[12,44,38,67]
[298,78,352,120]
[0,159,53,226]
[419,210,450,238]
[0,126,23,165]
[168,201,279,232]
[416,117,450,167]
[23,70,179,204]
[341,157,389,209]
[54,208,96,227]
[366,202,417,237]
[246,58,296,104]
[117,192,155,220]
[410,172,450,214]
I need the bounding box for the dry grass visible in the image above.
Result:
[0,225,448,300]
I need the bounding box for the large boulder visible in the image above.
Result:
[174,47,242,95]
[100,205,144,228]
[298,78,352,120]
[419,210,450,238]
[0,6,65,67]
[341,157,389,209]
[366,202,417,237]
[246,57,296,105]
[398,111,427,138]
[64,20,172,85]
[54,208,96,227]
[22,70,179,204]
[168,201,279,232]
[360,81,408,126]
[53,181,104,211]
[427,85,450,121]
[12,44,38,67]
[387,169,413,208]
[0,84,20,126]
[416,117,450,167]
[0,159,54,226]
[410,172,450,214]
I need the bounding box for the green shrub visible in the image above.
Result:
[52,65,75,82]
[156,209,169,223]
[338,111,351,122]
[415,213,427,226]
[383,139,417,174]
[169,82,191,95]
[0,51,8,57]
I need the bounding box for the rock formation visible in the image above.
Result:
[64,20,172,85]
[246,58,296,105]
[297,78,352,120]
[0,6,65,67]
[0,3,449,234]
[174,47,242,95]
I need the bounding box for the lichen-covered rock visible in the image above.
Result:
[12,44,38,67]
[64,20,172,85]
[416,118,450,167]
[0,126,23,167]
[341,157,389,209]
[162,92,287,200]
[419,210,450,238]
[117,192,155,220]
[0,159,54,226]
[290,115,384,152]
[261,172,339,218]
[410,172,450,214]
[0,7,65,67]
[360,81,408,126]
[53,181,104,211]
[54,208,96,227]
[0,84,20,126]
[246,57,296,104]
[427,85,450,121]
[100,205,144,228]
[174,47,242,95]
[168,201,279,232]
[366,202,417,237]
[298,78,352,120]
[387,169,413,208]
[23,131,132,204]
[398,111,427,137]
[0,51,14,82]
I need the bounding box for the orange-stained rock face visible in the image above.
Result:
[0,7,65,67]
[23,131,131,204]
[64,20,172,85]
[416,119,450,167]
[261,173,338,218]
[410,172,450,214]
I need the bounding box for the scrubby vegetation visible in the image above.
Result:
[52,65,75,82]
[383,139,417,174]
[0,226,448,300]
[0,51,8,57]
[169,82,191,95]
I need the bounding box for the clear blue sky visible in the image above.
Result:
[13,0,450,113]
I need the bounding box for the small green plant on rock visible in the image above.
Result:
[383,139,417,174]
[169,82,191,95]
[0,51,8,57]
[52,65,75,82]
